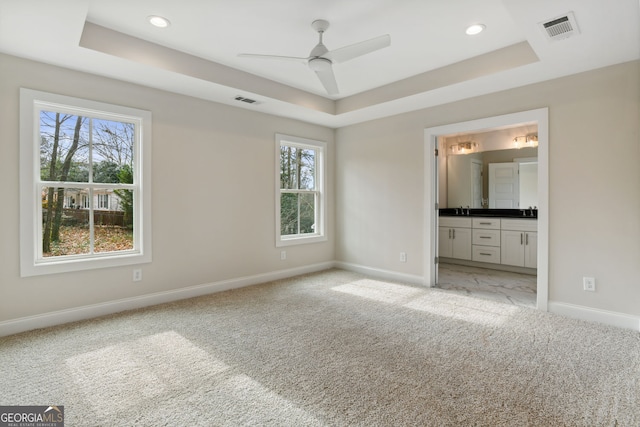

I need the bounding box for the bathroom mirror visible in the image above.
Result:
[443,147,538,209]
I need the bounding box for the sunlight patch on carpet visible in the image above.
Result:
[332,278,520,326]
[331,279,424,304]
[65,331,229,415]
[405,292,520,327]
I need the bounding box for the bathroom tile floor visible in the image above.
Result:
[436,263,537,308]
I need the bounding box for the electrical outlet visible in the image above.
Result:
[400,252,407,263]
[583,277,595,292]
[280,250,287,260]
[133,269,142,282]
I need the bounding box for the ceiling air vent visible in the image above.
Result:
[234,96,258,104]
[539,12,580,41]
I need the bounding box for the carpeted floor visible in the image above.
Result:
[1,268,638,426]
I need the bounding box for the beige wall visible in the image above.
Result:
[0,54,335,323]
[1,52,638,327]
[336,60,640,317]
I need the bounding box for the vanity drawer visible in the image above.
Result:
[472,218,500,229]
[439,217,472,228]
[472,245,501,264]
[501,218,537,232]
[472,229,500,246]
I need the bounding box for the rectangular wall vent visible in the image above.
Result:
[234,96,258,104]
[539,12,580,41]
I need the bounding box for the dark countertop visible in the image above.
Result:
[439,208,537,218]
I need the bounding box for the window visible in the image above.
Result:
[98,194,110,210]
[276,134,326,246]
[20,89,152,276]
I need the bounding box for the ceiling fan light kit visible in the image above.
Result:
[238,19,390,95]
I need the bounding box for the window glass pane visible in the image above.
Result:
[280,145,298,189]
[42,187,90,257]
[298,149,316,190]
[40,112,89,182]
[299,192,316,234]
[280,145,316,190]
[92,119,135,184]
[94,188,134,253]
[114,189,134,229]
[280,193,299,235]
[280,192,316,236]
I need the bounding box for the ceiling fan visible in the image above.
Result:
[238,19,390,95]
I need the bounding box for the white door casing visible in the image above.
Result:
[423,108,549,311]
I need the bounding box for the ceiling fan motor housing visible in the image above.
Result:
[309,57,332,71]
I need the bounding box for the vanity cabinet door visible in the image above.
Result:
[524,232,537,268]
[451,227,472,260]
[439,227,472,260]
[439,227,453,258]
[501,230,525,266]
[501,230,537,267]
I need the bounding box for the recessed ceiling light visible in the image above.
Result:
[466,24,485,35]
[148,15,171,28]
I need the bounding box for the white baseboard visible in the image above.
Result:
[0,262,335,338]
[548,301,640,332]
[334,261,424,286]
[5,264,637,337]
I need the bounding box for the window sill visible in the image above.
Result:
[21,251,151,277]
[276,234,327,247]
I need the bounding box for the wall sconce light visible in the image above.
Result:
[513,134,538,149]
[449,141,478,154]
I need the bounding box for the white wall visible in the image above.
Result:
[0,54,335,327]
[336,60,640,318]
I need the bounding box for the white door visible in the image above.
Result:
[489,163,519,208]
[471,159,483,208]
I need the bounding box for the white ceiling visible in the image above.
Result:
[1,0,638,128]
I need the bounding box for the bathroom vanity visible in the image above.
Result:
[438,209,537,274]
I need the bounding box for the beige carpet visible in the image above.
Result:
[1,269,638,426]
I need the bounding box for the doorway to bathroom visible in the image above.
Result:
[423,108,549,310]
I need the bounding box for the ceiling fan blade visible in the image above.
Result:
[314,66,339,95]
[237,53,309,64]
[324,34,390,63]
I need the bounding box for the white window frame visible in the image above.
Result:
[275,134,327,247]
[19,88,152,276]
